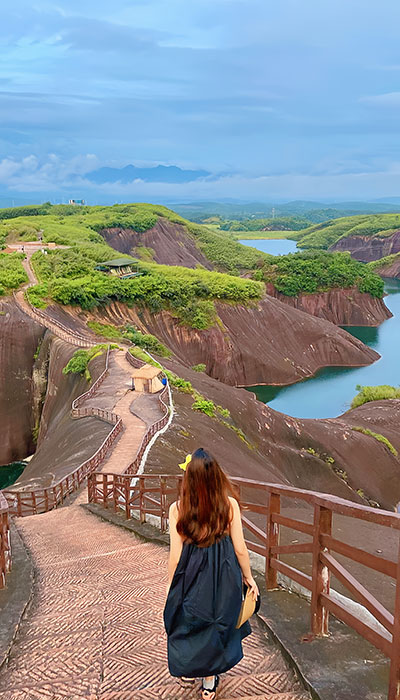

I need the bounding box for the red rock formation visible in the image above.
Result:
[147,358,400,511]
[374,259,400,279]
[0,298,45,465]
[100,219,213,269]
[12,339,111,489]
[330,230,400,262]
[62,295,379,387]
[265,284,392,326]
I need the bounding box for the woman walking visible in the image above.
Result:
[164,448,259,699]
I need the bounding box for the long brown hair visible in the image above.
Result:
[176,448,237,547]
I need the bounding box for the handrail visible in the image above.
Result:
[0,492,11,589]
[13,290,96,348]
[2,346,123,516]
[87,472,400,700]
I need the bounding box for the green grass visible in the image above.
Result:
[296,213,400,250]
[0,252,28,295]
[129,347,162,368]
[232,230,298,240]
[351,384,400,408]
[351,426,398,456]
[253,250,384,298]
[368,252,400,271]
[62,344,111,381]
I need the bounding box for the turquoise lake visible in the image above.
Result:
[239,238,400,419]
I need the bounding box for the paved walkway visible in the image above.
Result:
[0,503,308,699]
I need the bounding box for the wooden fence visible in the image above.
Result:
[2,346,123,516]
[1,348,171,517]
[13,290,95,347]
[0,492,11,589]
[87,472,400,700]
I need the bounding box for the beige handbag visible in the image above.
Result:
[236,584,261,628]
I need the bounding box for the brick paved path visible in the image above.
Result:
[0,504,309,699]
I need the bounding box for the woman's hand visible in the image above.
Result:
[244,575,259,601]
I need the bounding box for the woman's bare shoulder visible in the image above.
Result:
[169,501,178,518]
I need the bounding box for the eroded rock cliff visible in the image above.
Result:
[330,231,400,262]
[69,296,379,386]
[11,338,111,490]
[0,298,45,464]
[146,358,400,511]
[100,219,213,269]
[265,284,392,326]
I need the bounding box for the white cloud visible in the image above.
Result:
[360,92,400,106]
[0,154,99,191]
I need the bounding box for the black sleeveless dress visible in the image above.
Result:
[163,534,251,678]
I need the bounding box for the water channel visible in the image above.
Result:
[240,238,400,419]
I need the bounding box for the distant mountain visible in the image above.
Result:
[85,164,211,185]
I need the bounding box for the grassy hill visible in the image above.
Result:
[296,213,400,250]
[0,203,385,322]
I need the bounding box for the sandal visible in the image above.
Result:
[201,675,220,699]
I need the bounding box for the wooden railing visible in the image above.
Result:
[13,290,95,347]
[2,346,124,516]
[88,473,400,700]
[2,347,171,517]
[125,383,170,475]
[0,493,11,589]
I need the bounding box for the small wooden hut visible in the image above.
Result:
[131,365,164,393]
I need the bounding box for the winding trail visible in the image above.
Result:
[0,250,310,699]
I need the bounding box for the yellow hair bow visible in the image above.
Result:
[179,454,192,471]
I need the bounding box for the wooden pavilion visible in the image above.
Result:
[95,258,142,279]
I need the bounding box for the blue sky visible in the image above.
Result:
[1,0,400,202]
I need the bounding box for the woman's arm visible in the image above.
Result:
[167,502,183,593]
[229,497,259,599]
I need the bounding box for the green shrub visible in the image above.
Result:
[124,325,171,357]
[192,397,216,417]
[87,321,124,340]
[217,405,230,418]
[0,252,28,293]
[164,370,192,393]
[129,347,162,368]
[351,426,398,456]
[257,250,384,298]
[62,344,109,381]
[192,363,206,372]
[26,283,48,308]
[296,213,400,250]
[351,385,400,408]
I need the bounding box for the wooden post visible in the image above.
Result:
[160,477,166,532]
[17,494,22,518]
[310,505,332,637]
[125,477,130,520]
[265,491,280,590]
[113,477,119,513]
[139,477,145,524]
[44,489,49,512]
[388,535,400,699]
[31,490,37,516]
[102,474,108,509]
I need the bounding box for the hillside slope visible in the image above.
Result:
[296,213,400,260]
[100,218,214,269]
[60,297,379,386]
[145,358,400,512]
